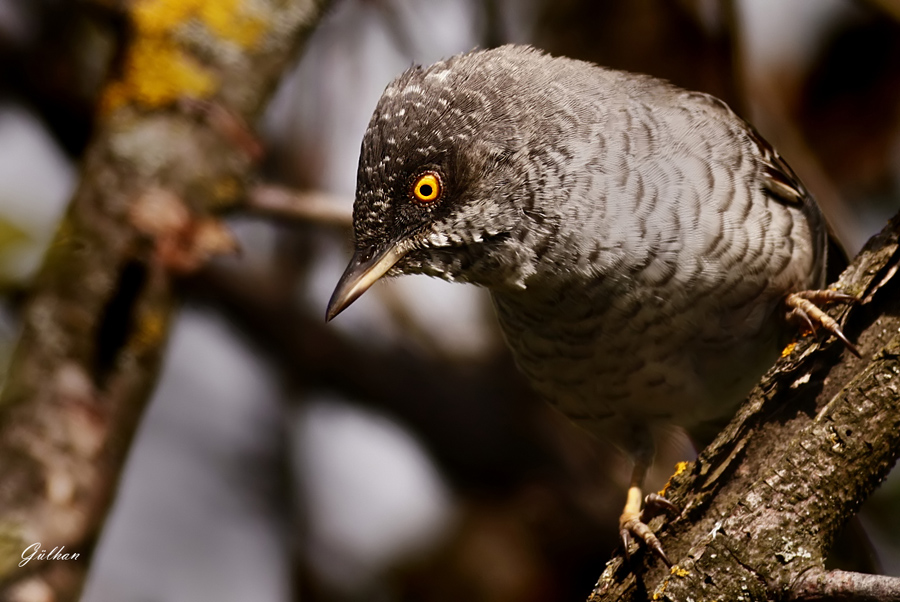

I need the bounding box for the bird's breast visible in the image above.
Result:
[490,263,789,444]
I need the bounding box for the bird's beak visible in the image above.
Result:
[326,243,407,321]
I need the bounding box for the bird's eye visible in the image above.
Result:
[411,171,443,205]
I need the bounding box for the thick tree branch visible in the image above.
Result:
[590,213,900,601]
[0,1,329,599]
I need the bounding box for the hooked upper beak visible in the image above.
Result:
[326,243,407,321]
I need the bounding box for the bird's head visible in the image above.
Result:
[327,46,560,321]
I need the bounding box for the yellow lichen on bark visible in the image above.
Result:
[101,37,216,112]
[195,0,267,47]
[658,461,690,496]
[102,0,267,112]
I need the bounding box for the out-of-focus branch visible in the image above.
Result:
[186,261,553,489]
[590,213,900,600]
[0,1,330,600]
[245,184,352,229]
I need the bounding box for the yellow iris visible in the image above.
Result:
[412,172,442,204]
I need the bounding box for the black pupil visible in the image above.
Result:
[419,183,433,197]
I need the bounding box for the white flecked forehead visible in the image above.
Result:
[351,47,557,244]
[350,44,612,262]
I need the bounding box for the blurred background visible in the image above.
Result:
[0,0,899,600]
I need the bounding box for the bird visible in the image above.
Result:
[325,44,856,565]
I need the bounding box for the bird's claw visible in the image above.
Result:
[643,492,679,519]
[785,290,860,358]
[619,493,679,567]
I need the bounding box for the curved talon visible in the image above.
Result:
[620,518,672,567]
[786,290,861,358]
[619,488,676,567]
[620,528,635,560]
[827,326,859,357]
[642,493,679,521]
[787,307,817,337]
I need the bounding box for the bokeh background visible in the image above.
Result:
[0,0,899,600]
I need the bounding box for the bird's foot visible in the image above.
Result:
[785,290,860,357]
[619,489,679,566]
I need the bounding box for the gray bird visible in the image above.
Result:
[326,45,855,564]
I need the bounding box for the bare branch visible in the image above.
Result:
[245,184,352,229]
[792,569,900,602]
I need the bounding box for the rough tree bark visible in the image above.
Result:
[0,1,329,600]
[590,214,900,600]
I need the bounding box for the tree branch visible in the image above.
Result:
[0,1,330,599]
[590,213,900,601]
[792,569,900,601]
[245,184,352,229]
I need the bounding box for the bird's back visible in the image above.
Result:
[480,51,827,446]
